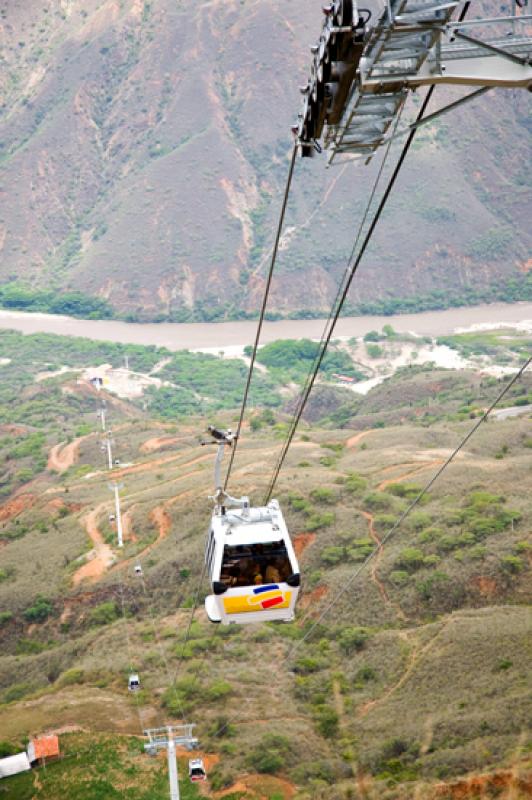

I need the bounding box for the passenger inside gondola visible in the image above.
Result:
[220,541,292,588]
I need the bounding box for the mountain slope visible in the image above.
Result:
[1,0,531,319]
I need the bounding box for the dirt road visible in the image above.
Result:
[72,503,115,586]
[48,432,95,473]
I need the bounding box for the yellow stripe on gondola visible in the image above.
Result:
[223,591,292,614]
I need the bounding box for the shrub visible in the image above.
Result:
[389,570,410,586]
[162,676,200,714]
[23,596,53,623]
[344,472,368,494]
[500,555,523,574]
[355,666,376,683]
[307,512,335,531]
[88,601,119,626]
[339,626,369,654]
[312,704,339,738]
[0,611,13,625]
[366,343,383,358]
[408,511,432,531]
[310,487,336,504]
[247,734,290,774]
[416,571,449,601]
[0,567,15,583]
[363,492,395,512]
[321,546,344,566]
[386,482,422,499]
[0,741,19,757]
[396,548,425,572]
[293,656,323,675]
[288,494,310,513]
[58,668,85,686]
[207,680,232,701]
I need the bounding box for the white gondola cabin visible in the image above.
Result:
[188,758,207,782]
[128,673,141,692]
[204,500,300,625]
[134,564,143,576]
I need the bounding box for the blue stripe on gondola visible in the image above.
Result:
[253,584,279,595]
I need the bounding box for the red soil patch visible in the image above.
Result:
[214,774,296,800]
[470,575,499,598]
[0,424,29,436]
[45,498,83,514]
[300,584,328,611]
[0,494,36,522]
[346,430,373,448]
[47,432,94,473]
[377,458,443,491]
[121,508,138,543]
[140,435,188,454]
[430,768,532,798]
[72,504,115,587]
[293,532,316,558]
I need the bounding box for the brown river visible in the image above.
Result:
[0,302,531,351]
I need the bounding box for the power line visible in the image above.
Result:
[263,89,436,502]
[284,355,532,661]
[223,143,298,492]
[262,105,405,505]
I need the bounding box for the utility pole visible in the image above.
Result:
[108,482,124,548]
[144,725,198,800]
[103,431,114,470]
[99,406,106,433]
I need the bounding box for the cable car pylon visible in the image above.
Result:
[144,725,201,800]
[201,426,300,625]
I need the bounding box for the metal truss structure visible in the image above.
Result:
[295,0,532,164]
[144,725,199,800]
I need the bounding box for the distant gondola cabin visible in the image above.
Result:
[204,500,300,625]
[188,758,207,782]
[128,673,141,692]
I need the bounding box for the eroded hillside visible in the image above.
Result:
[1,0,531,320]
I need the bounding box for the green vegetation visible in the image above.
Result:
[88,602,119,626]
[22,596,54,623]
[0,283,113,319]
[245,339,364,383]
[247,734,291,774]
[1,733,202,799]
[436,328,531,361]
[151,350,282,416]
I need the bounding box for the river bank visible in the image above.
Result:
[0,302,531,351]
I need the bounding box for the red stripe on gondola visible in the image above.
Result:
[262,595,284,609]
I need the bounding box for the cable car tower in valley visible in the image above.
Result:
[294,0,532,162]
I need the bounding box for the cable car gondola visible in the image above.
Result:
[128,673,141,692]
[202,427,300,625]
[188,758,207,782]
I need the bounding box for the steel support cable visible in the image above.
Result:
[263,86,439,504]
[137,571,188,728]
[170,559,209,686]
[223,143,298,492]
[263,110,406,506]
[263,0,473,503]
[284,355,532,662]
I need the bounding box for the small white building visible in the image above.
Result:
[0,752,31,779]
